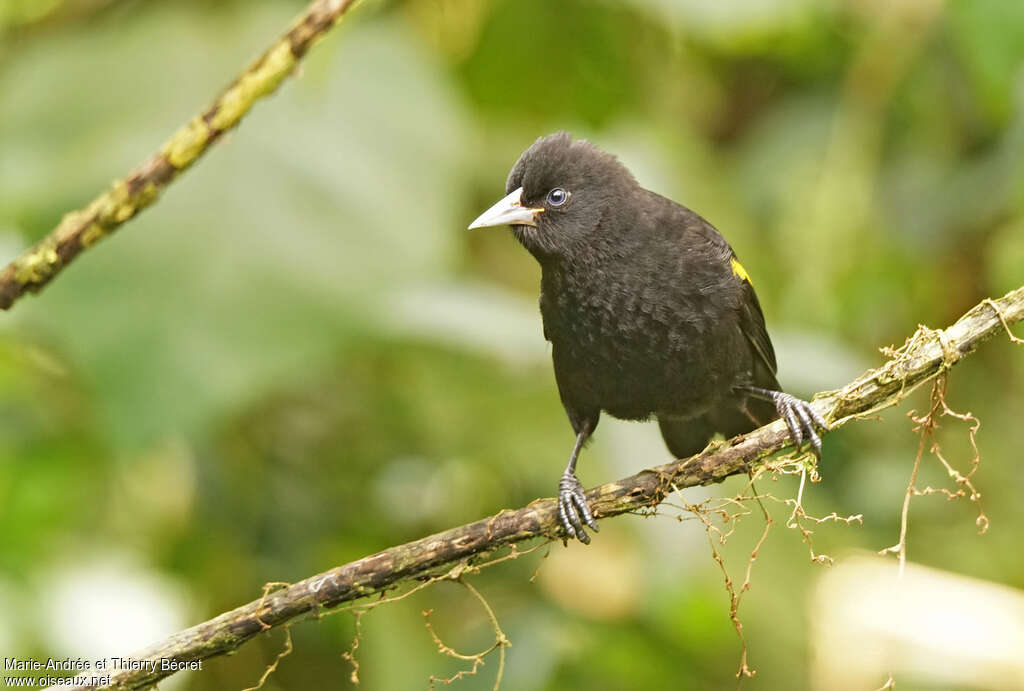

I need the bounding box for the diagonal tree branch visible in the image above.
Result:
[0,0,361,311]
[46,285,1024,691]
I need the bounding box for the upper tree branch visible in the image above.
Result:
[0,0,361,311]
[50,285,1024,691]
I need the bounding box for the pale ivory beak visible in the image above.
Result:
[467,187,543,230]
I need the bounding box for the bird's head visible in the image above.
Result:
[468,132,637,262]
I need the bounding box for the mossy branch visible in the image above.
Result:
[0,0,361,311]
[45,285,1024,691]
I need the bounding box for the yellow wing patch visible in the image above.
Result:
[730,256,753,285]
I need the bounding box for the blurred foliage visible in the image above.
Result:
[1,0,1023,689]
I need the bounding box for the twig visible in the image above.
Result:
[678,480,773,683]
[240,626,292,691]
[43,285,1024,691]
[880,373,990,576]
[0,0,362,311]
[423,579,509,690]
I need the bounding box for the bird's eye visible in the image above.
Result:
[547,188,569,207]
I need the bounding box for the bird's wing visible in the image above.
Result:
[665,200,780,385]
[731,254,779,379]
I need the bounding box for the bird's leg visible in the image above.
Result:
[558,428,599,544]
[740,386,830,458]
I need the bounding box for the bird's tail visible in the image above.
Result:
[658,394,778,459]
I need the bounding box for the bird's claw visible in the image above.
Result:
[771,392,829,458]
[558,472,598,544]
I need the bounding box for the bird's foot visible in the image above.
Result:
[770,391,830,458]
[558,471,598,544]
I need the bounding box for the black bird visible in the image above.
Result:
[468,132,828,543]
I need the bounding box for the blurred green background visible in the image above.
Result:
[2,0,1024,689]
